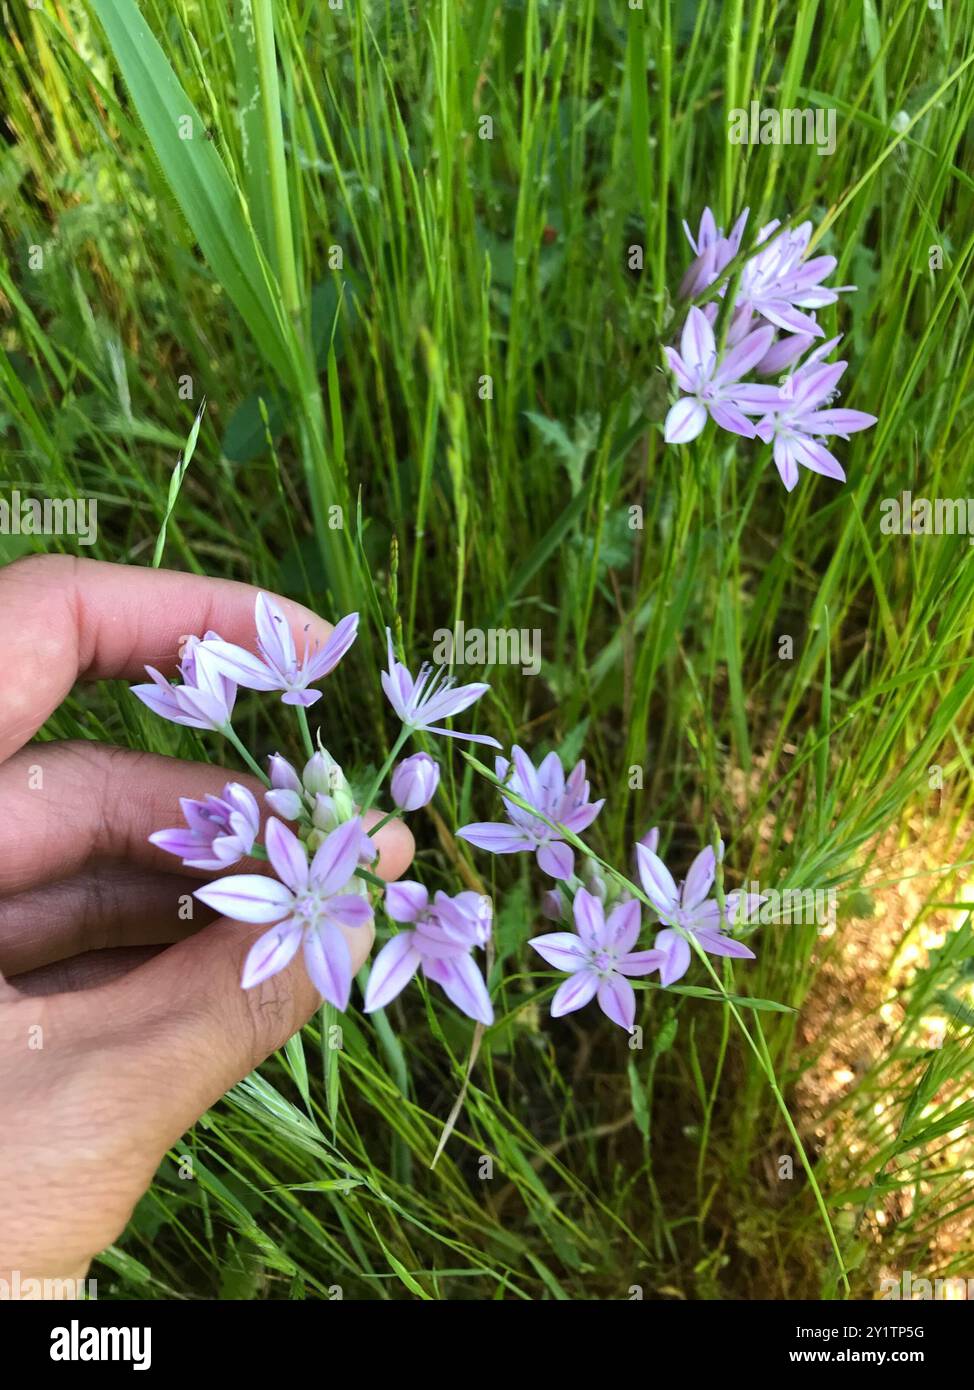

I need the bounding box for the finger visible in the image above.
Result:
[52,816,414,1145]
[0,555,338,762]
[0,743,411,898]
[0,744,269,897]
[9,946,166,996]
[0,867,208,976]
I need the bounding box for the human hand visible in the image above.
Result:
[0,556,413,1286]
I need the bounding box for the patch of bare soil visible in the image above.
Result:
[795,818,974,1297]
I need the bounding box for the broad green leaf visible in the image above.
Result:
[88,0,296,391]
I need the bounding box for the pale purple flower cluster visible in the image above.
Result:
[150,782,259,870]
[518,837,759,1032]
[135,595,500,1024]
[131,631,236,730]
[204,593,359,707]
[530,890,661,1031]
[663,208,877,490]
[635,841,762,986]
[457,747,604,880]
[365,883,493,1024]
[133,591,765,1042]
[196,817,374,1008]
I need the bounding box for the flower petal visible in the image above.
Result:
[193,875,294,924]
[241,923,303,988]
[304,921,353,1010]
[265,817,310,894]
[456,822,534,854]
[364,933,421,1011]
[682,846,715,910]
[694,928,757,960]
[713,325,775,385]
[664,397,707,444]
[529,931,588,973]
[255,591,296,677]
[773,436,800,491]
[325,893,374,930]
[384,880,429,923]
[305,612,359,680]
[708,400,757,437]
[606,898,641,954]
[681,306,716,374]
[597,974,636,1031]
[616,949,664,977]
[425,953,494,1024]
[654,928,692,986]
[790,433,846,481]
[310,816,364,895]
[550,969,599,1017]
[536,839,574,880]
[200,639,280,691]
[635,844,680,917]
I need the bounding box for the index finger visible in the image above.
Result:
[0,556,336,763]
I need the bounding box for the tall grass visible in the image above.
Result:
[2,0,973,1298]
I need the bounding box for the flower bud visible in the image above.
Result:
[390,752,440,811]
[303,749,346,798]
[268,753,302,792]
[265,787,304,820]
[541,888,564,922]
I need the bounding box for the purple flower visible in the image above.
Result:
[737,219,853,338]
[457,746,604,881]
[204,593,358,708]
[150,782,260,870]
[679,207,750,299]
[364,882,493,1024]
[381,630,500,747]
[529,888,662,1031]
[663,307,774,444]
[391,752,440,811]
[754,341,877,491]
[194,817,373,1009]
[635,843,757,987]
[130,631,236,730]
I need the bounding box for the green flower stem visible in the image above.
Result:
[360,726,410,813]
[296,704,316,760]
[367,810,397,838]
[221,724,270,785]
